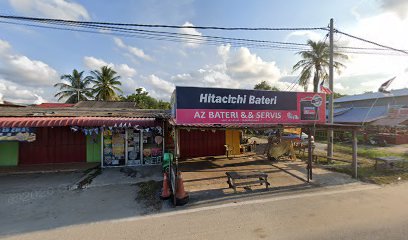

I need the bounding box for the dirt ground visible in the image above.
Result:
[179,148,360,205]
[0,167,171,237]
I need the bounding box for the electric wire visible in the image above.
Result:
[0,15,329,31]
[0,20,311,51]
[335,29,408,55]
[0,15,407,56]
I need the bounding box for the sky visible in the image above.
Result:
[0,0,407,104]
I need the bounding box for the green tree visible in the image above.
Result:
[254,81,279,91]
[90,66,122,101]
[292,40,348,92]
[333,92,346,99]
[121,88,171,109]
[54,69,93,103]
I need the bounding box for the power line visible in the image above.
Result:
[1,15,408,56]
[33,19,312,48]
[0,15,329,31]
[284,77,300,91]
[335,29,408,55]
[0,20,311,51]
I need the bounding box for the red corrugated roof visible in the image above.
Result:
[0,117,157,127]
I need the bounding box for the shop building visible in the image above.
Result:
[0,102,170,167]
[170,86,327,160]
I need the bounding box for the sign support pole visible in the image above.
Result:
[307,127,312,182]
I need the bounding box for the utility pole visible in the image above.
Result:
[327,18,334,162]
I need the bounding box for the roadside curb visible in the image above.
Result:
[0,168,84,177]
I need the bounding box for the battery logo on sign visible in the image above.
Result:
[303,107,316,115]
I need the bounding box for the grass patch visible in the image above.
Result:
[299,147,408,185]
[315,153,408,185]
[333,143,408,160]
[135,180,162,211]
[327,164,408,185]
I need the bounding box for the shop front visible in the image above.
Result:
[170,86,327,159]
[101,125,164,167]
[0,116,168,167]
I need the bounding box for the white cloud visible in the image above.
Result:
[0,79,47,104]
[9,0,90,20]
[83,56,137,77]
[171,44,283,91]
[226,47,281,84]
[338,11,408,93]
[334,82,349,91]
[217,44,230,61]
[171,64,237,89]
[83,56,112,69]
[0,39,59,87]
[0,40,12,52]
[113,38,153,61]
[117,64,137,78]
[381,0,408,19]
[179,22,204,48]
[286,30,323,42]
[141,75,175,99]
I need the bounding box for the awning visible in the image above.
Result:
[0,117,158,128]
[169,119,360,130]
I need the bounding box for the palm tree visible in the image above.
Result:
[292,40,348,92]
[90,66,123,101]
[54,69,93,103]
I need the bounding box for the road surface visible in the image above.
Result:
[3,182,408,240]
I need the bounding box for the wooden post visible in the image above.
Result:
[171,126,178,206]
[175,127,180,167]
[352,130,358,178]
[307,128,313,182]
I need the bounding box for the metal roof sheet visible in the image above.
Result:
[333,106,388,123]
[334,88,408,103]
[370,117,408,126]
[74,101,139,108]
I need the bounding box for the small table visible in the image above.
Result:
[375,156,406,170]
[226,171,270,193]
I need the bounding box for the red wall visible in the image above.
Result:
[19,127,86,165]
[179,129,225,158]
[380,134,408,145]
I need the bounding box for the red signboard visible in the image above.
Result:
[172,86,326,125]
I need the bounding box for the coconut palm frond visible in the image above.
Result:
[292,40,348,92]
[54,69,94,103]
[90,66,122,101]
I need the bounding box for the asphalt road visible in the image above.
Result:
[3,182,408,240]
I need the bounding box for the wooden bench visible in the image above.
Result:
[312,154,351,164]
[226,171,270,193]
[375,156,406,170]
